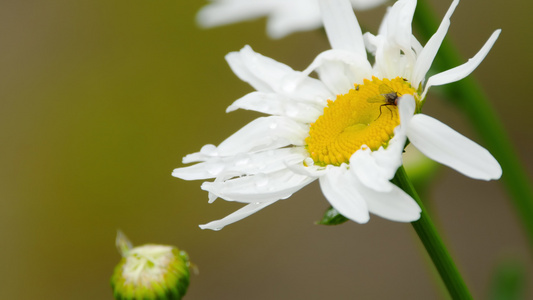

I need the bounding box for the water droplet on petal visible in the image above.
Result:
[285,104,299,118]
[234,153,250,166]
[200,144,217,155]
[254,173,269,188]
[206,162,224,175]
[304,157,314,167]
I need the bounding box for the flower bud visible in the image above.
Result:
[110,231,192,300]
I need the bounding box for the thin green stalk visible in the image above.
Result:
[414,0,533,248]
[392,166,473,300]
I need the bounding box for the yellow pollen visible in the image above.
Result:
[306,76,417,166]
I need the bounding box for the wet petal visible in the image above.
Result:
[280,74,334,105]
[319,166,370,223]
[172,147,307,180]
[225,45,298,93]
[407,114,502,180]
[216,116,308,156]
[201,168,315,203]
[226,91,322,122]
[199,201,277,231]
[301,49,372,95]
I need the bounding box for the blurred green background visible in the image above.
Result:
[0,0,531,299]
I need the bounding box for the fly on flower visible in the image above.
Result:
[367,84,400,120]
[174,0,502,231]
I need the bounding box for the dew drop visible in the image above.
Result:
[304,157,314,167]
[200,144,217,155]
[234,153,250,166]
[285,104,299,118]
[254,173,269,188]
[206,162,224,175]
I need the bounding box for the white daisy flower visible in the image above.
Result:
[174,0,502,230]
[196,0,389,39]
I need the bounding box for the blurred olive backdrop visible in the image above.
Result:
[0,0,531,299]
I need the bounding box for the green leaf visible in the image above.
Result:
[316,206,349,225]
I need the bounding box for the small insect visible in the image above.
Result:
[367,84,399,120]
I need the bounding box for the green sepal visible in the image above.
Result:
[316,206,349,225]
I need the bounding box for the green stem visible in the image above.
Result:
[414,0,533,248]
[392,166,473,300]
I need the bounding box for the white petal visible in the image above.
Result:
[181,144,219,164]
[361,182,421,222]
[301,49,372,95]
[380,0,416,69]
[377,6,391,36]
[411,0,459,87]
[285,159,328,178]
[199,201,277,231]
[225,45,298,93]
[363,32,380,55]
[372,37,411,79]
[421,29,501,99]
[196,0,275,28]
[201,168,315,203]
[226,46,333,103]
[349,0,388,10]
[386,0,416,51]
[407,114,502,180]
[226,91,322,123]
[318,0,367,58]
[319,166,370,223]
[317,60,356,95]
[398,94,416,133]
[280,73,334,104]
[349,128,406,192]
[410,35,424,56]
[216,116,309,156]
[172,147,308,180]
[267,0,322,39]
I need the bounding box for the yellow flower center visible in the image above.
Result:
[305,76,417,166]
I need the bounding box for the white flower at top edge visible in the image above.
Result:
[174,0,502,230]
[196,0,388,39]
